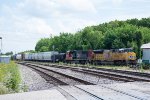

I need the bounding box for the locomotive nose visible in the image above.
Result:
[128,52,136,60]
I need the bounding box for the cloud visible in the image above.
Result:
[15,0,97,19]
[0,0,150,53]
[14,17,54,35]
[112,0,123,5]
[22,0,58,17]
[58,0,97,13]
[54,18,97,34]
[0,2,54,34]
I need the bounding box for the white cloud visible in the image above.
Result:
[54,18,97,34]
[0,0,150,53]
[0,3,54,34]
[58,0,97,13]
[24,0,58,13]
[19,0,97,17]
[14,17,54,35]
[112,0,123,5]
[130,0,150,2]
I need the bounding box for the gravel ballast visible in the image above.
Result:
[19,64,52,91]
[33,64,120,84]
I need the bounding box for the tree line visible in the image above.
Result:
[35,17,150,59]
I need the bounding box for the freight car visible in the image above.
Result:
[51,53,66,62]
[24,51,59,62]
[16,54,22,60]
[14,54,25,61]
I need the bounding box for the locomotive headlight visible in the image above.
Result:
[129,55,136,59]
[129,56,133,59]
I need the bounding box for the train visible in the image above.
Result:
[15,48,136,65]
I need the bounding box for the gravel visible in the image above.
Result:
[37,64,120,84]
[19,64,52,92]
[18,62,121,92]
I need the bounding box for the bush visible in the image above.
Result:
[0,62,21,94]
[141,63,150,70]
[0,83,9,94]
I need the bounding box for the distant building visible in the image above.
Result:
[141,43,150,64]
[0,55,11,63]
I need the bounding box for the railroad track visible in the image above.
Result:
[54,64,150,78]
[22,62,130,82]
[93,67,150,78]
[19,62,105,100]
[22,63,68,85]
[24,61,150,78]
[19,62,149,100]
[19,62,94,85]
[57,86,104,100]
[72,68,150,82]
[20,62,150,82]
[34,62,150,82]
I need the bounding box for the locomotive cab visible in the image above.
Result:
[116,48,136,65]
[123,48,136,64]
[66,51,74,61]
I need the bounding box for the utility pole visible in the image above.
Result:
[50,33,52,38]
[0,37,2,55]
[53,45,55,63]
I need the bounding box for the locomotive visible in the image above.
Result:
[65,48,136,65]
[15,48,136,65]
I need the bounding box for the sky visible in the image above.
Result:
[0,0,150,53]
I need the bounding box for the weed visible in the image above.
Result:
[0,61,21,94]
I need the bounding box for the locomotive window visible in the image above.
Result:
[93,50,104,54]
[112,49,120,52]
[119,50,123,53]
[124,49,133,52]
[72,51,77,59]
[112,49,115,52]
[117,48,133,52]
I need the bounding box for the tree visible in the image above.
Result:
[135,31,143,59]
[34,17,150,58]
[103,30,116,49]
[35,38,51,52]
[5,51,13,55]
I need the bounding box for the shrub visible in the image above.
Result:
[0,61,21,94]
[0,83,9,94]
[141,63,150,70]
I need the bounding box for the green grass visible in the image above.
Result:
[0,61,21,94]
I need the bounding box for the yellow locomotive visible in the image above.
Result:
[65,48,136,65]
[91,48,136,65]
